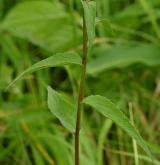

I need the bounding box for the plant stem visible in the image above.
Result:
[75,3,88,165]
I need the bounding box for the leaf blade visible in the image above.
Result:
[83,95,152,158]
[47,86,76,132]
[7,52,81,89]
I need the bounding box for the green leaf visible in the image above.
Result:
[2,1,81,52]
[47,86,76,132]
[87,44,160,74]
[7,52,81,89]
[83,95,152,158]
[82,1,96,50]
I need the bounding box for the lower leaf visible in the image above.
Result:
[83,95,153,159]
[47,86,76,132]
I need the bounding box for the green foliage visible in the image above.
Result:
[82,1,96,50]
[87,44,160,74]
[0,0,160,165]
[47,86,76,132]
[7,52,81,89]
[1,1,82,52]
[139,0,160,38]
[83,95,151,157]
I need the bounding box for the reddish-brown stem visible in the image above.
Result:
[75,5,88,165]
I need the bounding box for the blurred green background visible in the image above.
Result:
[0,0,160,164]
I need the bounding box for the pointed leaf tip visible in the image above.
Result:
[83,95,153,159]
[6,52,81,90]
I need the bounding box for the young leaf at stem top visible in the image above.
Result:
[82,1,96,54]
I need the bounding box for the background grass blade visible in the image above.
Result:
[138,0,160,39]
[87,44,160,74]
